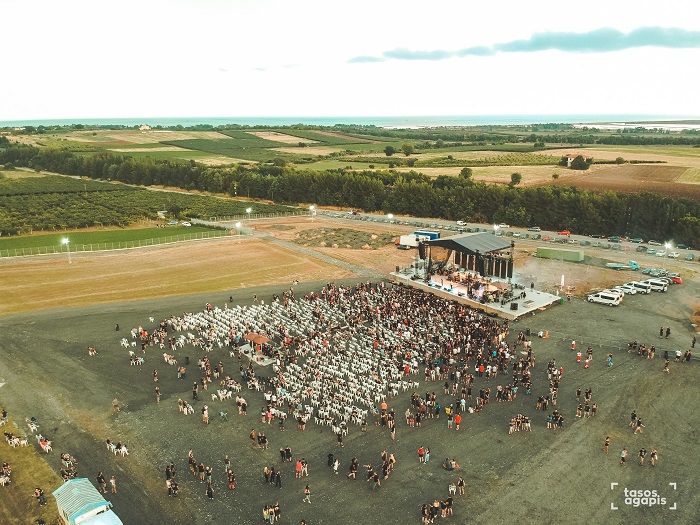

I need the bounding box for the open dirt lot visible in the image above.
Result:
[1,217,699,525]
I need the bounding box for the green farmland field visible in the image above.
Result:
[0,225,226,254]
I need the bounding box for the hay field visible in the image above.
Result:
[247,131,318,144]
[63,130,231,145]
[272,146,342,156]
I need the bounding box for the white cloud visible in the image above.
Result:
[1,0,698,121]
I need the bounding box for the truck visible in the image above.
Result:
[413,230,440,240]
[398,234,431,248]
[605,260,640,271]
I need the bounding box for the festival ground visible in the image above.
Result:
[0,272,698,525]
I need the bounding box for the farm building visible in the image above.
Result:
[564,153,593,167]
[52,478,123,525]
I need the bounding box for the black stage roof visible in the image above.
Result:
[425,232,512,254]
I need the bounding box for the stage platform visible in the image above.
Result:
[390,271,561,320]
[238,343,276,367]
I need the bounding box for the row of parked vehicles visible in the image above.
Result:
[587,275,680,306]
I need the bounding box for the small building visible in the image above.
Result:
[53,478,123,525]
[564,153,593,167]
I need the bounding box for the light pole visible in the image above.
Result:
[664,242,671,270]
[246,207,252,222]
[235,221,242,239]
[309,205,316,222]
[62,237,71,264]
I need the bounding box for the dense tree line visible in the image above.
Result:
[1,143,698,245]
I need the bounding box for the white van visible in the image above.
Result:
[641,279,668,292]
[587,292,622,306]
[628,281,652,294]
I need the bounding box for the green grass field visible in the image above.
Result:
[0,225,224,252]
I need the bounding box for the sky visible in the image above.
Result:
[2,0,700,121]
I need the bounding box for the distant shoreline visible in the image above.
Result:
[2,114,700,130]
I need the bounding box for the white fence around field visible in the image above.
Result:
[207,210,312,222]
[0,230,231,258]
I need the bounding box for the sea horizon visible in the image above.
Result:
[2,114,700,129]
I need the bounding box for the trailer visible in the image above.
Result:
[413,230,440,240]
[398,234,431,248]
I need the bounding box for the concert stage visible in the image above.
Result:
[390,270,561,320]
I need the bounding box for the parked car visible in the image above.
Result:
[557,230,571,236]
[497,223,510,228]
[655,251,666,257]
[531,234,542,240]
[635,246,648,252]
[580,240,592,246]
[630,238,644,243]
[542,235,551,241]
[181,222,192,227]
[648,240,662,246]
[587,292,621,306]
[646,248,656,255]
[608,236,621,243]
[641,279,668,292]
[676,243,689,250]
[167,220,179,225]
[685,253,694,261]
[590,234,604,239]
[667,251,679,258]
[528,226,541,232]
[615,283,637,295]
[456,220,467,226]
[670,276,683,284]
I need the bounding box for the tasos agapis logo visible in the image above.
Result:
[610,482,677,510]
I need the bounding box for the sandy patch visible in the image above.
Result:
[247,131,318,144]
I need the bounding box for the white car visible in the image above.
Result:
[456,220,467,226]
[655,250,666,257]
[181,222,192,227]
[667,251,679,258]
[498,223,510,228]
[603,288,624,299]
[614,284,637,295]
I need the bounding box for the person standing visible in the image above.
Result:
[455,413,462,430]
[303,484,311,503]
[639,448,647,466]
[110,475,117,493]
[275,469,282,488]
[620,449,627,466]
[424,447,430,463]
[155,386,161,404]
[418,446,425,463]
[650,449,658,466]
[607,354,613,368]
[34,488,47,506]
[604,437,610,455]
[192,382,198,400]
[97,472,107,493]
[206,482,214,500]
[665,327,671,339]
[457,477,465,495]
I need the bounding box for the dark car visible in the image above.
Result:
[630,238,644,243]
